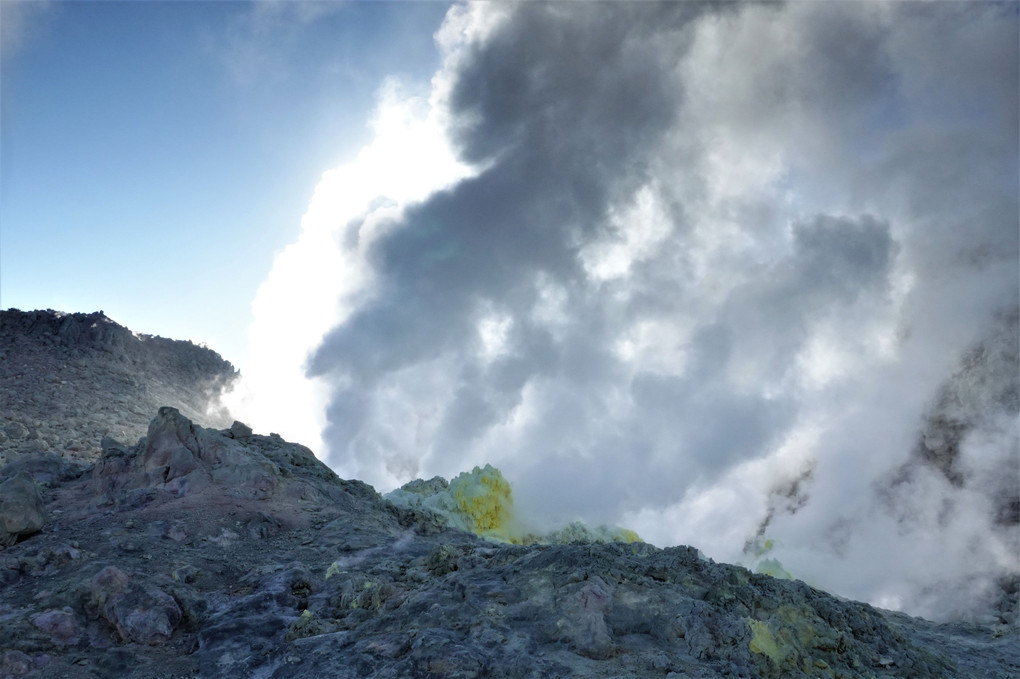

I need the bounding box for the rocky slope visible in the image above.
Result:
[0,311,1016,678]
[0,309,236,467]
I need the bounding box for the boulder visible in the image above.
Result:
[228,420,253,439]
[30,607,82,646]
[0,472,45,546]
[90,566,182,645]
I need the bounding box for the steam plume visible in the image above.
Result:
[245,2,1019,621]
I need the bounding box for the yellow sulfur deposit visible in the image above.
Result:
[384,463,643,546]
[612,527,644,544]
[448,464,515,537]
[748,619,786,664]
[746,607,844,677]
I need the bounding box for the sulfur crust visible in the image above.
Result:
[749,619,786,664]
[747,607,857,678]
[381,463,643,547]
[449,464,515,537]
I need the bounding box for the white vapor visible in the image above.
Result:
[224,73,471,454]
[241,2,1018,622]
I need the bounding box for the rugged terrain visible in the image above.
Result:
[0,309,236,467]
[0,311,1016,678]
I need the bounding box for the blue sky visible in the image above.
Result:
[2,0,449,365]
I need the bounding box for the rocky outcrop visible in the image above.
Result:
[88,565,183,645]
[0,473,45,546]
[0,309,237,468]
[0,408,1016,679]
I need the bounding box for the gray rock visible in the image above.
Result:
[1,650,33,675]
[0,472,45,546]
[30,607,81,646]
[0,450,89,488]
[228,420,253,439]
[557,575,615,659]
[89,565,182,645]
[0,309,238,470]
[3,422,27,440]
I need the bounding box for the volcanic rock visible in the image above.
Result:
[0,309,236,468]
[0,472,45,546]
[0,312,1016,678]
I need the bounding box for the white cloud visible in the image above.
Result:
[224,75,470,459]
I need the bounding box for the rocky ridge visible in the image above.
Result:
[0,408,1016,678]
[0,311,1016,678]
[0,309,236,467]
